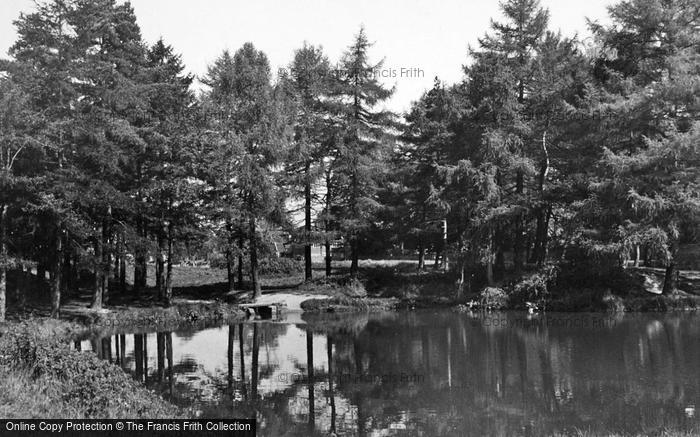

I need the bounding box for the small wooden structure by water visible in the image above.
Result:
[239,302,282,320]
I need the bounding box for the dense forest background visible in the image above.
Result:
[0,0,698,320]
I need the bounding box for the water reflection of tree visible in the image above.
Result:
[86,312,700,436]
[325,312,700,436]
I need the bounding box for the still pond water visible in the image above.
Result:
[79,311,700,436]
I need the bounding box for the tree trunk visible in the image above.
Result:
[62,242,72,295]
[442,219,448,271]
[250,218,261,300]
[15,265,25,314]
[514,172,525,274]
[102,212,111,304]
[634,245,641,267]
[226,248,236,293]
[456,258,466,301]
[134,217,147,291]
[350,236,359,276]
[417,238,425,271]
[662,240,680,294]
[118,230,126,292]
[487,230,495,286]
[324,169,333,278]
[663,262,677,294]
[304,161,313,282]
[92,227,103,310]
[325,238,332,277]
[156,230,165,298]
[533,131,550,266]
[164,223,173,306]
[37,262,48,282]
[0,204,7,322]
[50,228,62,318]
[237,234,244,288]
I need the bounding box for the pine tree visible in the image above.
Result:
[333,27,397,275]
[203,44,288,299]
[201,50,247,293]
[282,43,336,281]
[0,74,43,321]
[399,78,457,269]
[589,0,700,292]
[143,38,195,305]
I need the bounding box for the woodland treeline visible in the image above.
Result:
[1,0,699,320]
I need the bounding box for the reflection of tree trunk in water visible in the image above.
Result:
[91,339,101,359]
[119,334,126,370]
[166,332,173,400]
[228,325,234,393]
[356,393,366,437]
[446,327,452,388]
[353,340,363,373]
[327,335,336,434]
[662,321,684,400]
[539,348,557,413]
[239,323,247,400]
[157,333,165,382]
[515,335,528,404]
[421,331,431,383]
[498,335,508,399]
[143,333,149,384]
[134,334,144,382]
[306,329,315,430]
[251,323,259,403]
[458,317,468,354]
[102,337,112,363]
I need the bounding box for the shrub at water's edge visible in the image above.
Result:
[0,319,185,418]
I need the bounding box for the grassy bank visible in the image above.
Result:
[0,319,185,418]
[66,300,246,337]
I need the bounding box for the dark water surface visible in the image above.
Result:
[80,311,700,436]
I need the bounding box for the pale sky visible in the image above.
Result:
[0,0,613,113]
